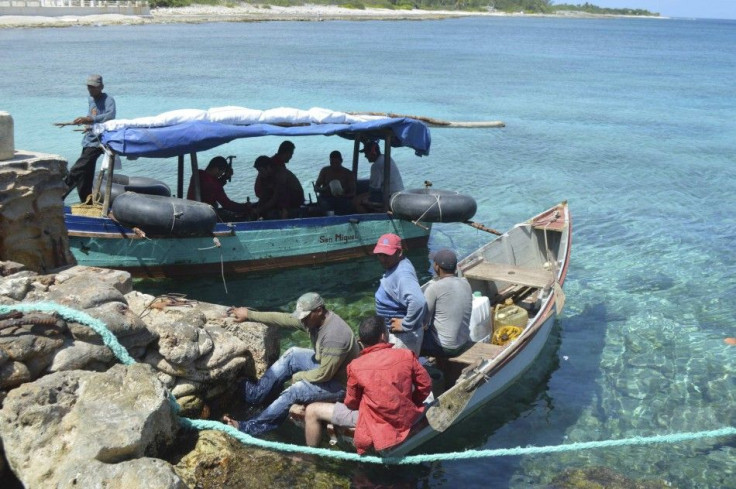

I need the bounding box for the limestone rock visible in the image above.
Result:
[47,338,116,372]
[54,265,133,296]
[44,271,127,310]
[0,360,30,389]
[55,458,186,489]
[0,275,34,301]
[222,320,280,378]
[0,151,74,273]
[86,301,157,351]
[0,363,180,489]
[0,260,27,277]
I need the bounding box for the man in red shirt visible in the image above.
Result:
[187,156,250,218]
[303,316,432,454]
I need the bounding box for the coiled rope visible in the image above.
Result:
[2,302,734,465]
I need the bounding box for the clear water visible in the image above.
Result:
[2,16,736,489]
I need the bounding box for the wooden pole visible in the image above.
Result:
[177,154,184,199]
[348,111,505,128]
[190,153,201,202]
[465,220,503,236]
[382,133,392,210]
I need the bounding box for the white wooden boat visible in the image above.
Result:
[289,201,571,456]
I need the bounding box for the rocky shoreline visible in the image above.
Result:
[0,4,661,29]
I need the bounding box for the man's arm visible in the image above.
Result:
[343,365,363,410]
[396,276,427,333]
[315,168,327,189]
[423,280,438,327]
[93,96,116,123]
[231,308,302,329]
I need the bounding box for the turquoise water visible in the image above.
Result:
[2,16,736,488]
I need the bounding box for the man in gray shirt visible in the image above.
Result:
[421,249,472,357]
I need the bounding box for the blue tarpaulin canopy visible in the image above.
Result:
[100,118,431,159]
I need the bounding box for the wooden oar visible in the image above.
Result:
[53,121,76,127]
[348,111,505,128]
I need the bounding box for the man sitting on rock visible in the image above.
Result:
[224,292,359,436]
[302,316,432,454]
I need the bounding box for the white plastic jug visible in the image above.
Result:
[469,292,492,342]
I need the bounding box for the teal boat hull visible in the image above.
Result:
[66,211,430,278]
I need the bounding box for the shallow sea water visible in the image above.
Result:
[2,16,736,488]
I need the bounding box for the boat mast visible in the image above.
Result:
[189,153,201,202]
[382,131,393,210]
[177,155,185,198]
[101,150,116,216]
[351,138,360,190]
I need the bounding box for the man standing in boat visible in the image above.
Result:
[224,292,359,436]
[420,248,473,358]
[64,74,116,202]
[303,316,432,454]
[373,233,427,355]
[354,140,404,212]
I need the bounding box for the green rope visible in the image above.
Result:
[4,302,735,465]
[0,302,135,365]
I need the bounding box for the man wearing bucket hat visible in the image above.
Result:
[372,233,427,355]
[421,248,473,357]
[64,74,116,202]
[225,292,359,436]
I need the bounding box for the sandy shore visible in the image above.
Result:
[0,4,512,28]
[0,4,662,28]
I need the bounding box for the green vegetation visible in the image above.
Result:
[148,0,657,17]
[552,2,657,16]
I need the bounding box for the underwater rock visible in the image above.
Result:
[171,429,351,489]
[549,466,671,488]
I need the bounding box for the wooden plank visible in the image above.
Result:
[447,342,504,367]
[462,261,553,289]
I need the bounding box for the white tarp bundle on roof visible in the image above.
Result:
[96,106,386,134]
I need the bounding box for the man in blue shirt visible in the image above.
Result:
[64,74,116,202]
[373,233,427,355]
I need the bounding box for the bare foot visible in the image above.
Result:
[221,414,239,429]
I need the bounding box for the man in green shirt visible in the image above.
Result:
[225,292,359,436]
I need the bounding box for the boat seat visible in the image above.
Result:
[434,342,505,387]
[447,342,505,368]
[462,261,553,289]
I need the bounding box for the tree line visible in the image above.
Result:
[150,0,657,17]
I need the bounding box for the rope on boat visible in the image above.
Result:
[196,237,229,294]
[3,302,735,465]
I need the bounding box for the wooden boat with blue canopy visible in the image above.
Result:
[64,107,501,279]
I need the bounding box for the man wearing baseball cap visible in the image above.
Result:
[421,248,473,357]
[372,233,427,355]
[64,74,116,202]
[225,292,359,436]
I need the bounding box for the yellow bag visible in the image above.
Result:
[70,194,104,217]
